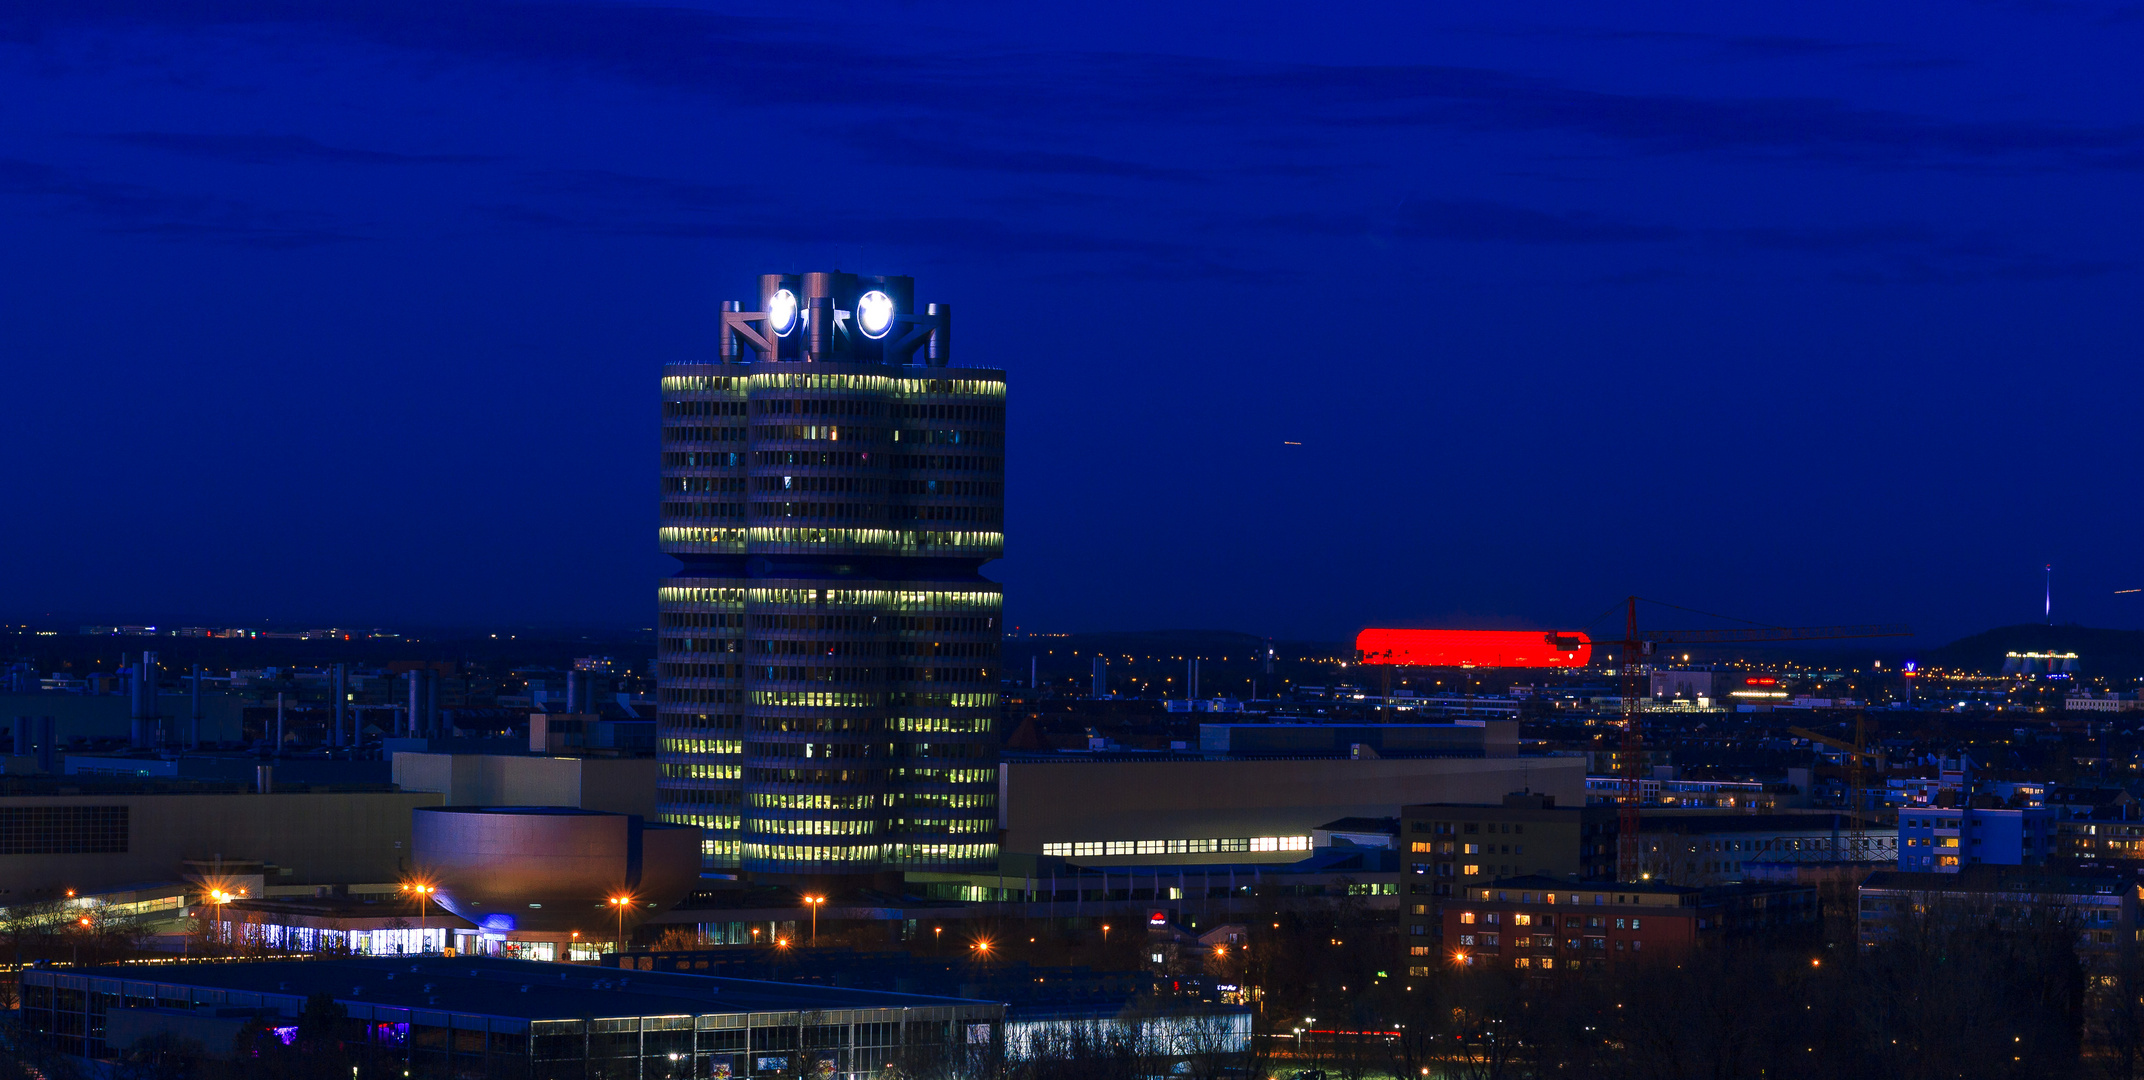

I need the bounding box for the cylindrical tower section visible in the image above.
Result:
[889,371,1006,563]
[740,580,890,874]
[746,364,895,561]
[657,577,747,869]
[659,367,750,557]
[885,580,1002,869]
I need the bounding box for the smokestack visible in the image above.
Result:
[189,663,203,750]
[332,664,347,748]
[407,670,422,740]
[274,692,284,757]
[567,669,581,714]
[1030,655,1037,690]
[142,650,161,747]
[255,764,273,794]
[128,656,144,747]
[424,669,439,738]
[35,716,56,773]
[1092,656,1106,699]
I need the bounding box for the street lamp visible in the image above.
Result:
[608,894,635,954]
[803,895,825,947]
[403,880,437,954]
[206,888,233,954]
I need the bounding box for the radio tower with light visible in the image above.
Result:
[655,272,1005,882]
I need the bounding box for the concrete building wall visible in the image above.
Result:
[0,790,443,898]
[1002,755,1584,866]
[391,752,658,817]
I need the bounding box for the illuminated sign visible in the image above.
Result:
[856,290,895,338]
[768,290,799,336]
[1745,677,1777,686]
[1355,628,1592,669]
[1148,910,1168,926]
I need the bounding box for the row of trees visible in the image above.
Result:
[1208,890,2144,1080]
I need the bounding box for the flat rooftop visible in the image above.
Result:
[28,956,993,1023]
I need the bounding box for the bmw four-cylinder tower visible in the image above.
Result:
[656,272,1004,881]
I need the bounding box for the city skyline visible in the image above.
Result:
[5,3,2142,642]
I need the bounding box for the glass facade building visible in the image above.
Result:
[21,957,1003,1080]
[658,272,1004,876]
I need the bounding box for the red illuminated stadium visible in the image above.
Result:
[1354,628,1592,668]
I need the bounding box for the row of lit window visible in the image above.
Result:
[1040,836,1311,857]
[891,692,997,708]
[665,813,742,831]
[1460,911,1642,929]
[892,718,992,733]
[660,586,748,605]
[661,375,747,394]
[750,819,876,835]
[713,372,1005,396]
[662,738,743,756]
[736,587,1002,609]
[743,843,882,862]
[895,793,995,808]
[896,818,995,834]
[659,527,747,547]
[751,793,878,810]
[888,843,999,862]
[1411,841,1522,856]
[901,589,1003,609]
[661,763,742,780]
[753,691,879,708]
[889,768,996,784]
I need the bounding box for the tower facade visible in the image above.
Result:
[656,272,1004,878]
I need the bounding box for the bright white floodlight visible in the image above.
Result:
[856,291,895,339]
[768,289,799,336]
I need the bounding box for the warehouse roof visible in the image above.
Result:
[27,956,994,1023]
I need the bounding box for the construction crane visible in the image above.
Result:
[1788,719,1883,858]
[1598,598,1910,881]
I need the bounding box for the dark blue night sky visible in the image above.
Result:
[3,2,2139,642]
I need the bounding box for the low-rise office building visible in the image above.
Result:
[1003,750,1583,868]
[1896,803,2055,872]
[21,955,1003,1078]
[1635,813,1896,884]
[1422,875,1817,977]
[1401,793,1617,900]
[0,776,442,900]
[1858,865,2140,958]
